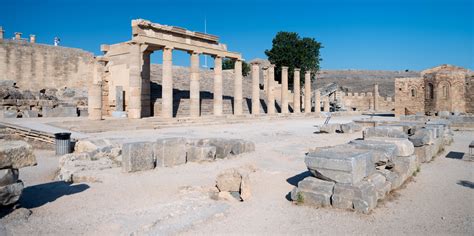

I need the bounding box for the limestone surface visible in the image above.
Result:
[0,140,36,169]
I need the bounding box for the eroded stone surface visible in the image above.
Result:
[122,142,154,173]
[0,140,36,169]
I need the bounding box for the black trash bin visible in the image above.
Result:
[54,132,72,155]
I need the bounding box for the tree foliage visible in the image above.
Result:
[265,32,322,86]
[222,58,250,76]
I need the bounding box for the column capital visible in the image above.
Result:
[281,66,289,70]
[188,50,201,55]
[250,61,260,66]
[294,68,301,72]
[269,64,276,68]
[212,54,223,59]
[163,46,174,50]
[305,70,312,75]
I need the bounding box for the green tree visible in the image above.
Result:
[222,58,250,76]
[265,32,322,87]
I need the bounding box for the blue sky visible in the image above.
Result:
[2,0,473,70]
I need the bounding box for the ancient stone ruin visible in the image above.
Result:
[291,118,454,213]
[0,140,36,206]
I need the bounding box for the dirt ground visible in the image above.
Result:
[1,116,473,235]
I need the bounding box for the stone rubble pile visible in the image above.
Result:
[0,140,36,206]
[122,138,255,173]
[0,80,87,118]
[213,166,255,202]
[292,119,454,213]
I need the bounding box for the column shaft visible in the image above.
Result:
[162,47,173,118]
[293,69,301,113]
[251,62,260,115]
[304,71,312,113]
[374,84,379,111]
[128,43,142,119]
[234,60,243,115]
[324,96,330,112]
[267,65,275,114]
[213,55,223,116]
[315,89,321,113]
[190,52,200,117]
[281,66,289,113]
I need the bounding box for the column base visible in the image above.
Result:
[112,111,127,118]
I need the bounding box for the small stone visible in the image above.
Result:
[340,122,362,133]
[319,123,340,134]
[291,177,335,207]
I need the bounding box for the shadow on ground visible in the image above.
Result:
[445,151,464,160]
[19,181,89,208]
[457,180,474,189]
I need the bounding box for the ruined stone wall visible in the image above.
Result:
[394,77,425,116]
[0,40,95,90]
[424,71,467,114]
[342,92,394,112]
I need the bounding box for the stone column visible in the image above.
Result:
[128,43,143,119]
[262,67,268,95]
[373,84,379,112]
[14,32,21,40]
[324,96,330,112]
[213,55,223,116]
[116,86,124,111]
[315,89,321,113]
[189,51,200,117]
[304,71,312,113]
[29,35,36,43]
[88,83,102,120]
[162,46,173,118]
[267,65,276,114]
[234,59,243,115]
[0,27,4,40]
[293,68,301,113]
[281,66,289,113]
[251,62,260,115]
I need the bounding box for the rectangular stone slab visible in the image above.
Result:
[363,126,408,139]
[305,147,373,184]
[122,142,154,172]
[154,138,187,167]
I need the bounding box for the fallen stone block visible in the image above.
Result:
[348,139,398,163]
[437,111,450,118]
[305,146,374,184]
[186,145,216,163]
[230,139,255,155]
[409,129,434,147]
[414,145,433,163]
[0,110,17,118]
[366,172,391,200]
[0,181,24,206]
[0,169,19,187]
[353,180,377,214]
[0,140,36,169]
[340,122,362,133]
[205,139,234,159]
[216,169,241,192]
[331,183,356,209]
[122,142,154,173]
[378,169,403,190]
[42,106,77,117]
[365,137,414,157]
[363,126,408,139]
[386,122,423,135]
[392,155,417,181]
[319,123,340,134]
[154,138,187,167]
[291,177,334,207]
[22,110,38,118]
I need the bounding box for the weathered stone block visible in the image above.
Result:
[154,138,187,167]
[365,137,414,157]
[205,139,233,159]
[0,140,36,169]
[0,110,17,118]
[305,147,374,184]
[414,145,433,163]
[22,110,38,118]
[363,126,408,139]
[392,155,417,181]
[378,169,403,190]
[42,106,77,117]
[340,122,362,133]
[348,139,398,163]
[122,142,154,172]
[366,172,391,200]
[353,181,377,214]
[0,169,19,187]
[291,177,334,207]
[186,145,216,162]
[319,123,340,134]
[230,139,255,155]
[331,183,356,209]
[0,181,24,206]
[216,169,241,192]
[409,129,434,147]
